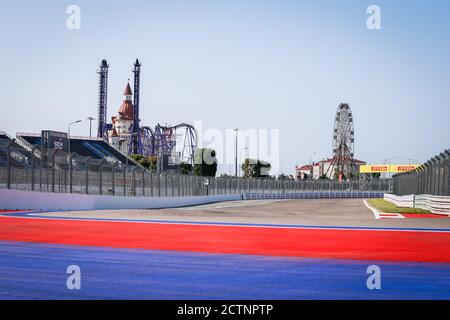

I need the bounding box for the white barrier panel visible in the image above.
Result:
[383,193,414,208]
[0,189,242,211]
[384,193,450,215]
[414,194,450,215]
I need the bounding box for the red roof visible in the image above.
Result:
[123,83,132,95]
[117,83,134,120]
[297,158,367,170]
[118,101,133,120]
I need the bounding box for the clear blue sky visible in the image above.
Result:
[0,0,449,175]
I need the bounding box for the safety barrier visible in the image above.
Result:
[393,149,450,196]
[0,188,242,211]
[414,194,450,215]
[384,193,450,215]
[383,193,414,207]
[245,191,384,200]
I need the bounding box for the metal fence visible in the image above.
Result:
[0,140,392,197]
[393,149,450,196]
[244,191,384,200]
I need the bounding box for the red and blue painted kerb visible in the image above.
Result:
[1,210,450,300]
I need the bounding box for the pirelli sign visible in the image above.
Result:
[359,164,420,173]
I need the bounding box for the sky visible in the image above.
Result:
[0,0,449,175]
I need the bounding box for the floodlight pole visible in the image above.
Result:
[87,117,95,138]
[68,120,82,157]
[68,120,82,193]
[234,128,239,177]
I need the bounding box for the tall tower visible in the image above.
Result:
[97,59,109,139]
[131,58,142,154]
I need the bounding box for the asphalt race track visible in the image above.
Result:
[1,199,450,299]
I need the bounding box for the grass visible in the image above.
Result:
[367,199,432,214]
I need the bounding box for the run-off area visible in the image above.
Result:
[1,199,450,299]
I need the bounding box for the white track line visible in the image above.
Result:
[363,199,404,219]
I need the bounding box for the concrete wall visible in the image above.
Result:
[0,188,242,211]
[384,193,450,215]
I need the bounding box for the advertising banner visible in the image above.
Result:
[359,164,419,173]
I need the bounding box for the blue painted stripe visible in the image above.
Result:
[0,241,449,300]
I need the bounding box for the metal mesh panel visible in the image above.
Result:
[393,149,450,196]
[0,141,393,198]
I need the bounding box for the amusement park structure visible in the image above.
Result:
[97,60,109,139]
[96,59,198,167]
[325,103,356,179]
[131,59,142,155]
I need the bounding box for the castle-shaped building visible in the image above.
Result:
[107,83,135,154]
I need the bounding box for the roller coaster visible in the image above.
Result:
[141,123,198,165]
[97,59,198,166]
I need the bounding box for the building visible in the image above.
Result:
[296,158,367,180]
[107,83,135,155]
[296,165,313,179]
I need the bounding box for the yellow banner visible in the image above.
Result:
[359,164,420,173]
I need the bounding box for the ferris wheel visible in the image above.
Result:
[326,103,355,178]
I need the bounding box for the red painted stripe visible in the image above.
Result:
[402,214,448,219]
[0,217,450,263]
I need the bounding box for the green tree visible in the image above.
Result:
[148,156,158,171]
[241,159,271,178]
[277,173,294,180]
[193,148,218,177]
[129,154,157,171]
[129,154,144,163]
[179,162,192,175]
[218,173,234,179]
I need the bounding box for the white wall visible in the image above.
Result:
[384,193,450,215]
[414,194,450,215]
[383,193,414,207]
[0,188,242,211]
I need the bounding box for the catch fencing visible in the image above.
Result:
[393,149,450,196]
[0,140,391,198]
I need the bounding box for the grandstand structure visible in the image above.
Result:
[0,130,146,195]
[0,132,32,169]
[15,132,138,167]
